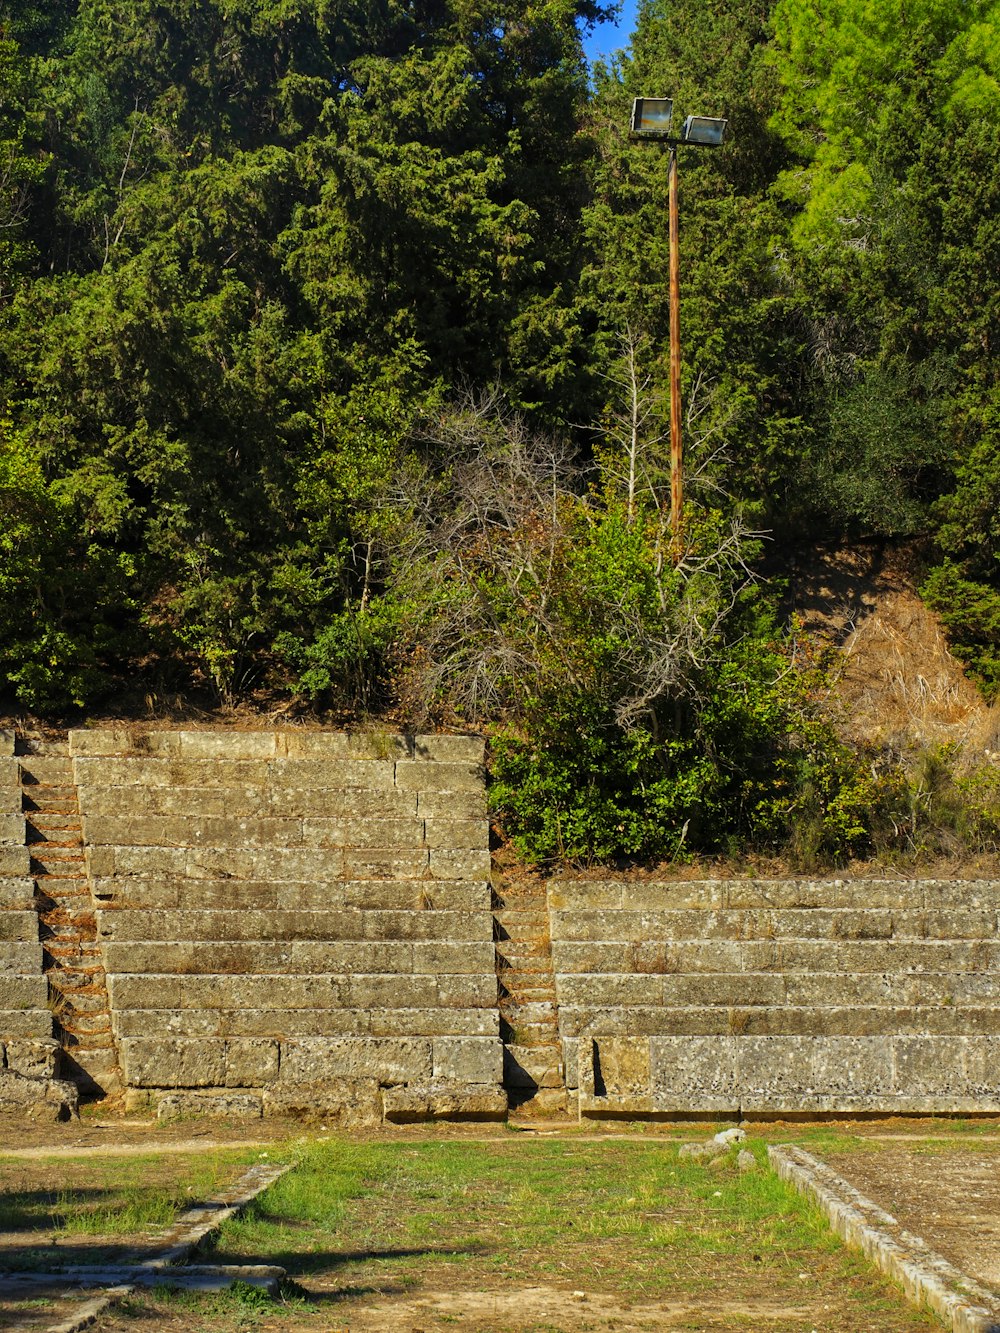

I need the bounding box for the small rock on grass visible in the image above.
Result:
[737,1150,756,1172]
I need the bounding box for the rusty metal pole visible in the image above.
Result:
[668,142,683,546]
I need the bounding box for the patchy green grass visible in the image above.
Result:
[0,1147,265,1239]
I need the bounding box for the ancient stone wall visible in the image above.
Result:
[70,728,502,1121]
[0,730,68,1113]
[549,879,1000,1117]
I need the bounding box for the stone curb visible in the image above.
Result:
[768,1144,1000,1333]
[2,1160,291,1333]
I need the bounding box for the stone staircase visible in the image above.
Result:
[19,737,123,1102]
[494,877,567,1115]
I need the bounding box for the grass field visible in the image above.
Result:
[0,1124,954,1332]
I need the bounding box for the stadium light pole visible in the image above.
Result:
[630,99,727,542]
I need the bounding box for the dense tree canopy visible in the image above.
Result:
[4,0,1000,861]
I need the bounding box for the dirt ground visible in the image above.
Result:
[825,1143,1000,1292]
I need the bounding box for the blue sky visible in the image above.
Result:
[580,0,639,65]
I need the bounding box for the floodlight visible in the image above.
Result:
[631,97,673,136]
[681,115,727,146]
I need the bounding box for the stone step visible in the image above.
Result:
[510,1087,569,1117]
[504,1044,564,1089]
[27,812,83,830]
[23,794,77,813]
[20,757,74,784]
[504,1022,561,1050]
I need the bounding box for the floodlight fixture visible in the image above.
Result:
[631,97,673,137]
[681,115,728,146]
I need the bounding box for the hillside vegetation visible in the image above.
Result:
[3,0,1000,866]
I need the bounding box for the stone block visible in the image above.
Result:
[411,734,485,764]
[960,1037,1000,1096]
[0,1009,54,1037]
[648,1035,739,1102]
[394,761,484,793]
[85,814,304,850]
[100,907,360,943]
[178,974,349,1010]
[661,973,785,1007]
[0,815,24,846]
[437,974,497,1008]
[589,1036,650,1097]
[268,786,417,817]
[836,881,921,909]
[621,882,728,911]
[278,731,412,760]
[344,882,487,912]
[263,1079,382,1125]
[927,880,1000,908]
[422,819,489,850]
[0,847,29,876]
[113,1008,368,1039]
[412,941,496,974]
[279,1037,432,1084]
[432,1036,503,1083]
[74,757,271,787]
[348,974,437,1008]
[504,1045,564,1089]
[0,1069,78,1120]
[6,1037,60,1079]
[80,785,267,818]
[783,973,893,1006]
[0,790,22,814]
[225,1039,280,1086]
[342,849,429,879]
[113,846,192,878]
[272,758,397,790]
[119,1037,227,1087]
[368,1008,497,1037]
[0,912,41,943]
[725,879,831,909]
[891,1036,968,1096]
[0,728,13,755]
[301,817,425,849]
[158,1091,263,1119]
[363,909,493,942]
[0,758,20,785]
[0,879,35,910]
[178,730,278,759]
[108,974,182,1009]
[381,1082,507,1122]
[0,976,47,1008]
[920,909,1000,940]
[429,849,491,880]
[416,791,486,819]
[291,941,414,973]
[547,883,624,911]
[737,1035,894,1105]
[556,974,663,1007]
[0,942,43,974]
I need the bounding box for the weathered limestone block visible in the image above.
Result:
[394,760,483,792]
[363,910,493,942]
[272,758,397,790]
[737,1035,894,1110]
[177,731,278,759]
[555,974,666,1007]
[412,941,496,975]
[0,942,44,974]
[0,879,35,910]
[0,912,43,943]
[0,847,30,877]
[157,1091,264,1119]
[279,731,412,759]
[279,1036,432,1084]
[411,735,485,764]
[437,974,497,1008]
[268,786,417,817]
[0,1069,78,1120]
[6,1037,60,1079]
[342,848,429,879]
[225,1038,279,1086]
[119,1037,227,1087]
[367,1008,496,1037]
[75,757,272,787]
[422,819,489,850]
[0,814,24,845]
[0,976,47,1008]
[301,817,425,849]
[432,1036,503,1083]
[381,1082,507,1122]
[83,814,303,849]
[0,1010,54,1037]
[348,975,438,1008]
[263,1079,382,1125]
[416,790,487,819]
[99,908,361,943]
[113,1008,372,1038]
[429,849,492,880]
